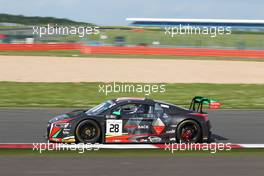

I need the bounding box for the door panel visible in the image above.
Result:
[105,103,159,143]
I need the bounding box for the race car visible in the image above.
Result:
[47,96,221,144]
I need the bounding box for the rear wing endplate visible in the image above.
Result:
[189,96,221,113]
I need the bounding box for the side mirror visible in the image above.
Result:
[106,114,118,119]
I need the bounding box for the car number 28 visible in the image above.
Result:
[106,120,123,136]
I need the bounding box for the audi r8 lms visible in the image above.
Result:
[47,96,221,144]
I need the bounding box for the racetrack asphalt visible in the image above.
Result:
[0,109,263,143]
[1,156,263,176]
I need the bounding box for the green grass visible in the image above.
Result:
[0,50,263,62]
[0,82,263,109]
[1,148,264,157]
[0,50,82,57]
[0,26,21,29]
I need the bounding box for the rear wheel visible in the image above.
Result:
[75,120,101,143]
[176,120,202,143]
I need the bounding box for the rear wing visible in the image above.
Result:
[189,96,221,113]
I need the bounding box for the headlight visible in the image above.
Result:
[49,114,69,123]
[54,123,70,128]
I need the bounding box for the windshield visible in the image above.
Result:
[86,100,115,115]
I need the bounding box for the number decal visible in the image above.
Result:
[109,124,120,132]
[106,120,122,136]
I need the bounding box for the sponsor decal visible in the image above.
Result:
[165,129,175,134]
[106,115,117,119]
[148,136,162,143]
[169,138,176,142]
[50,127,61,138]
[152,118,165,135]
[50,138,62,142]
[62,129,70,135]
[124,125,149,129]
[138,125,149,129]
[139,139,148,142]
[62,136,75,143]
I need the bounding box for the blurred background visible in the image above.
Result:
[0,13,264,50]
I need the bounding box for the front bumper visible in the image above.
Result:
[46,122,76,143]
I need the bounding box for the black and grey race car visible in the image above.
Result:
[47,96,221,144]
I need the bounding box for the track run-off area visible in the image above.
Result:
[0,56,264,83]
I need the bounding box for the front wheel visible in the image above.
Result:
[176,120,202,143]
[75,120,101,143]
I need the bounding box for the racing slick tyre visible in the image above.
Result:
[176,120,202,143]
[75,120,101,143]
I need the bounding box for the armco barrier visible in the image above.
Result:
[0,43,80,51]
[81,46,264,58]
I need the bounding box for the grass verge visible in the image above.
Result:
[1,148,264,157]
[0,82,263,109]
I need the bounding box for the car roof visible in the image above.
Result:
[155,100,174,106]
[155,100,190,112]
[114,97,155,104]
